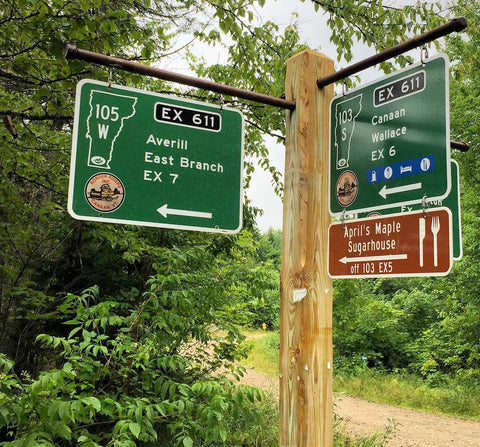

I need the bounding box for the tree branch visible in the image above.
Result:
[0,110,72,122]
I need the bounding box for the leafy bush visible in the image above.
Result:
[0,282,274,446]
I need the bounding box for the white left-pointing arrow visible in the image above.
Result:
[340,254,408,264]
[379,182,422,199]
[157,204,212,219]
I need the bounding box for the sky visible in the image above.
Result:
[246,0,445,232]
[247,0,381,232]
[168,0,444,232]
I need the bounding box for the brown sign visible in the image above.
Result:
[328,208,452,278]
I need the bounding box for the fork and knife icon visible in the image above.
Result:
[419,216,440,267]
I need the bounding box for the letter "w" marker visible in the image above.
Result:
[97,123,109,139]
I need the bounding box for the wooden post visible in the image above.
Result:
[279,50,334,447]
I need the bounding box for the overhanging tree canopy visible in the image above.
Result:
[0,1,465,445]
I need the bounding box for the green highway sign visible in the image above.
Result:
[358,160,462,260]
[68,80,244,233]
[329,54,450,216]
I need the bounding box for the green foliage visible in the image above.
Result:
[331,13,480,375]
[0,0,294,376]
[335,369,480,421]
[0,0,189,374]
[310,0,444,71]
[241,332,394,446]
[398,0,480,382]
[257,229,282,270]
[2,0,478,444]
[0,1,293,443]
[243,332,280,378]
[245,230,282,329]
[0,282,270,446]
[333,280,413,371]
[334,417,394,447]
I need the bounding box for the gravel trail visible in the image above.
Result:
[239,366,480,446]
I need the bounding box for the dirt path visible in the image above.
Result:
[239,366,480,446]
[336,394,480,447]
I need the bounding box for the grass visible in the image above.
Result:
[242,331,389,446]
[240,392,389,447]
[335,369,480,421]
[334,416,395,447]
[242,330,279,377]
[242,330,480,422]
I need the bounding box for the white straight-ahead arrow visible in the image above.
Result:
[379,182,422,199]
[157,204,212,219]
[339,254,408,264]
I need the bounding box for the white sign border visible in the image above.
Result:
[327,207,454,279]
[328,53,451,217]
[68,79,245,234]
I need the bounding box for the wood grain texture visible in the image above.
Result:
[279,50,334,447]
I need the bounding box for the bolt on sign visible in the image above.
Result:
[328,208,453,278]
[329,54,450,216]
[68,80,244,233]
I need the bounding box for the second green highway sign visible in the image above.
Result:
[329,54,451,216]
[68,79,244,233]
